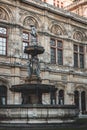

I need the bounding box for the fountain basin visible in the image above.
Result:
[24,45,45,56]
[10,84,57,93]
[0,104,79,124]
[10,84,57,104]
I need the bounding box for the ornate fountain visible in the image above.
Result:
[0,26,79,124]
[10,26,57,105]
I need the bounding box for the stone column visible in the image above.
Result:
[65,83,74,105]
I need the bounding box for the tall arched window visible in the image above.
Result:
[74,90,79,108]
[81,91,86,114]
[0,85,7,105]
[58,89,64,105]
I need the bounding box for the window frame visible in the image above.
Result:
[73,44,84,68]
[0,26,7,56]
[22,31,30,59]
[50,38,63,65]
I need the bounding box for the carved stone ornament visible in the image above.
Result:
[51,25,63,35]
[73,31,83,41]
[23,17,37,27]
[0,8,7,20]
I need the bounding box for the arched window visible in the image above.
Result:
[0,85,7,105]
[74,90,79,108]
[74,90,86,114]
[81,91,86,114]
[58,89,64,105]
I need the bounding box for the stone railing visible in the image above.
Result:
[0,104,79,124]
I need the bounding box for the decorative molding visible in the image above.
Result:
[0,8,9,21]
[73,31,83,41]
[23,16,38,28]
[51,24,63,35]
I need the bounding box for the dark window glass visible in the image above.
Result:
[51,48,56,64]
[58,90,64,105]
[0,85,7,105]
[74,44,78,52]
[74,90,79,108]
[79,46,84,53]
[74,44,84,68]
[81,91,86,114]
[80,54,84,68]
[57,41,63,48]
[58,49,63,65]
[74,53,78,67]
[50,39,63,65]
[50,39,56,46]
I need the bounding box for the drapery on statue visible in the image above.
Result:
[32,57,40,77]
[27,57,40,77]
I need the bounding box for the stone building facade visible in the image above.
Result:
[0,0,87,116]
[65,0,87,17]
[42,0,87,18]
[42,0,64,8]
